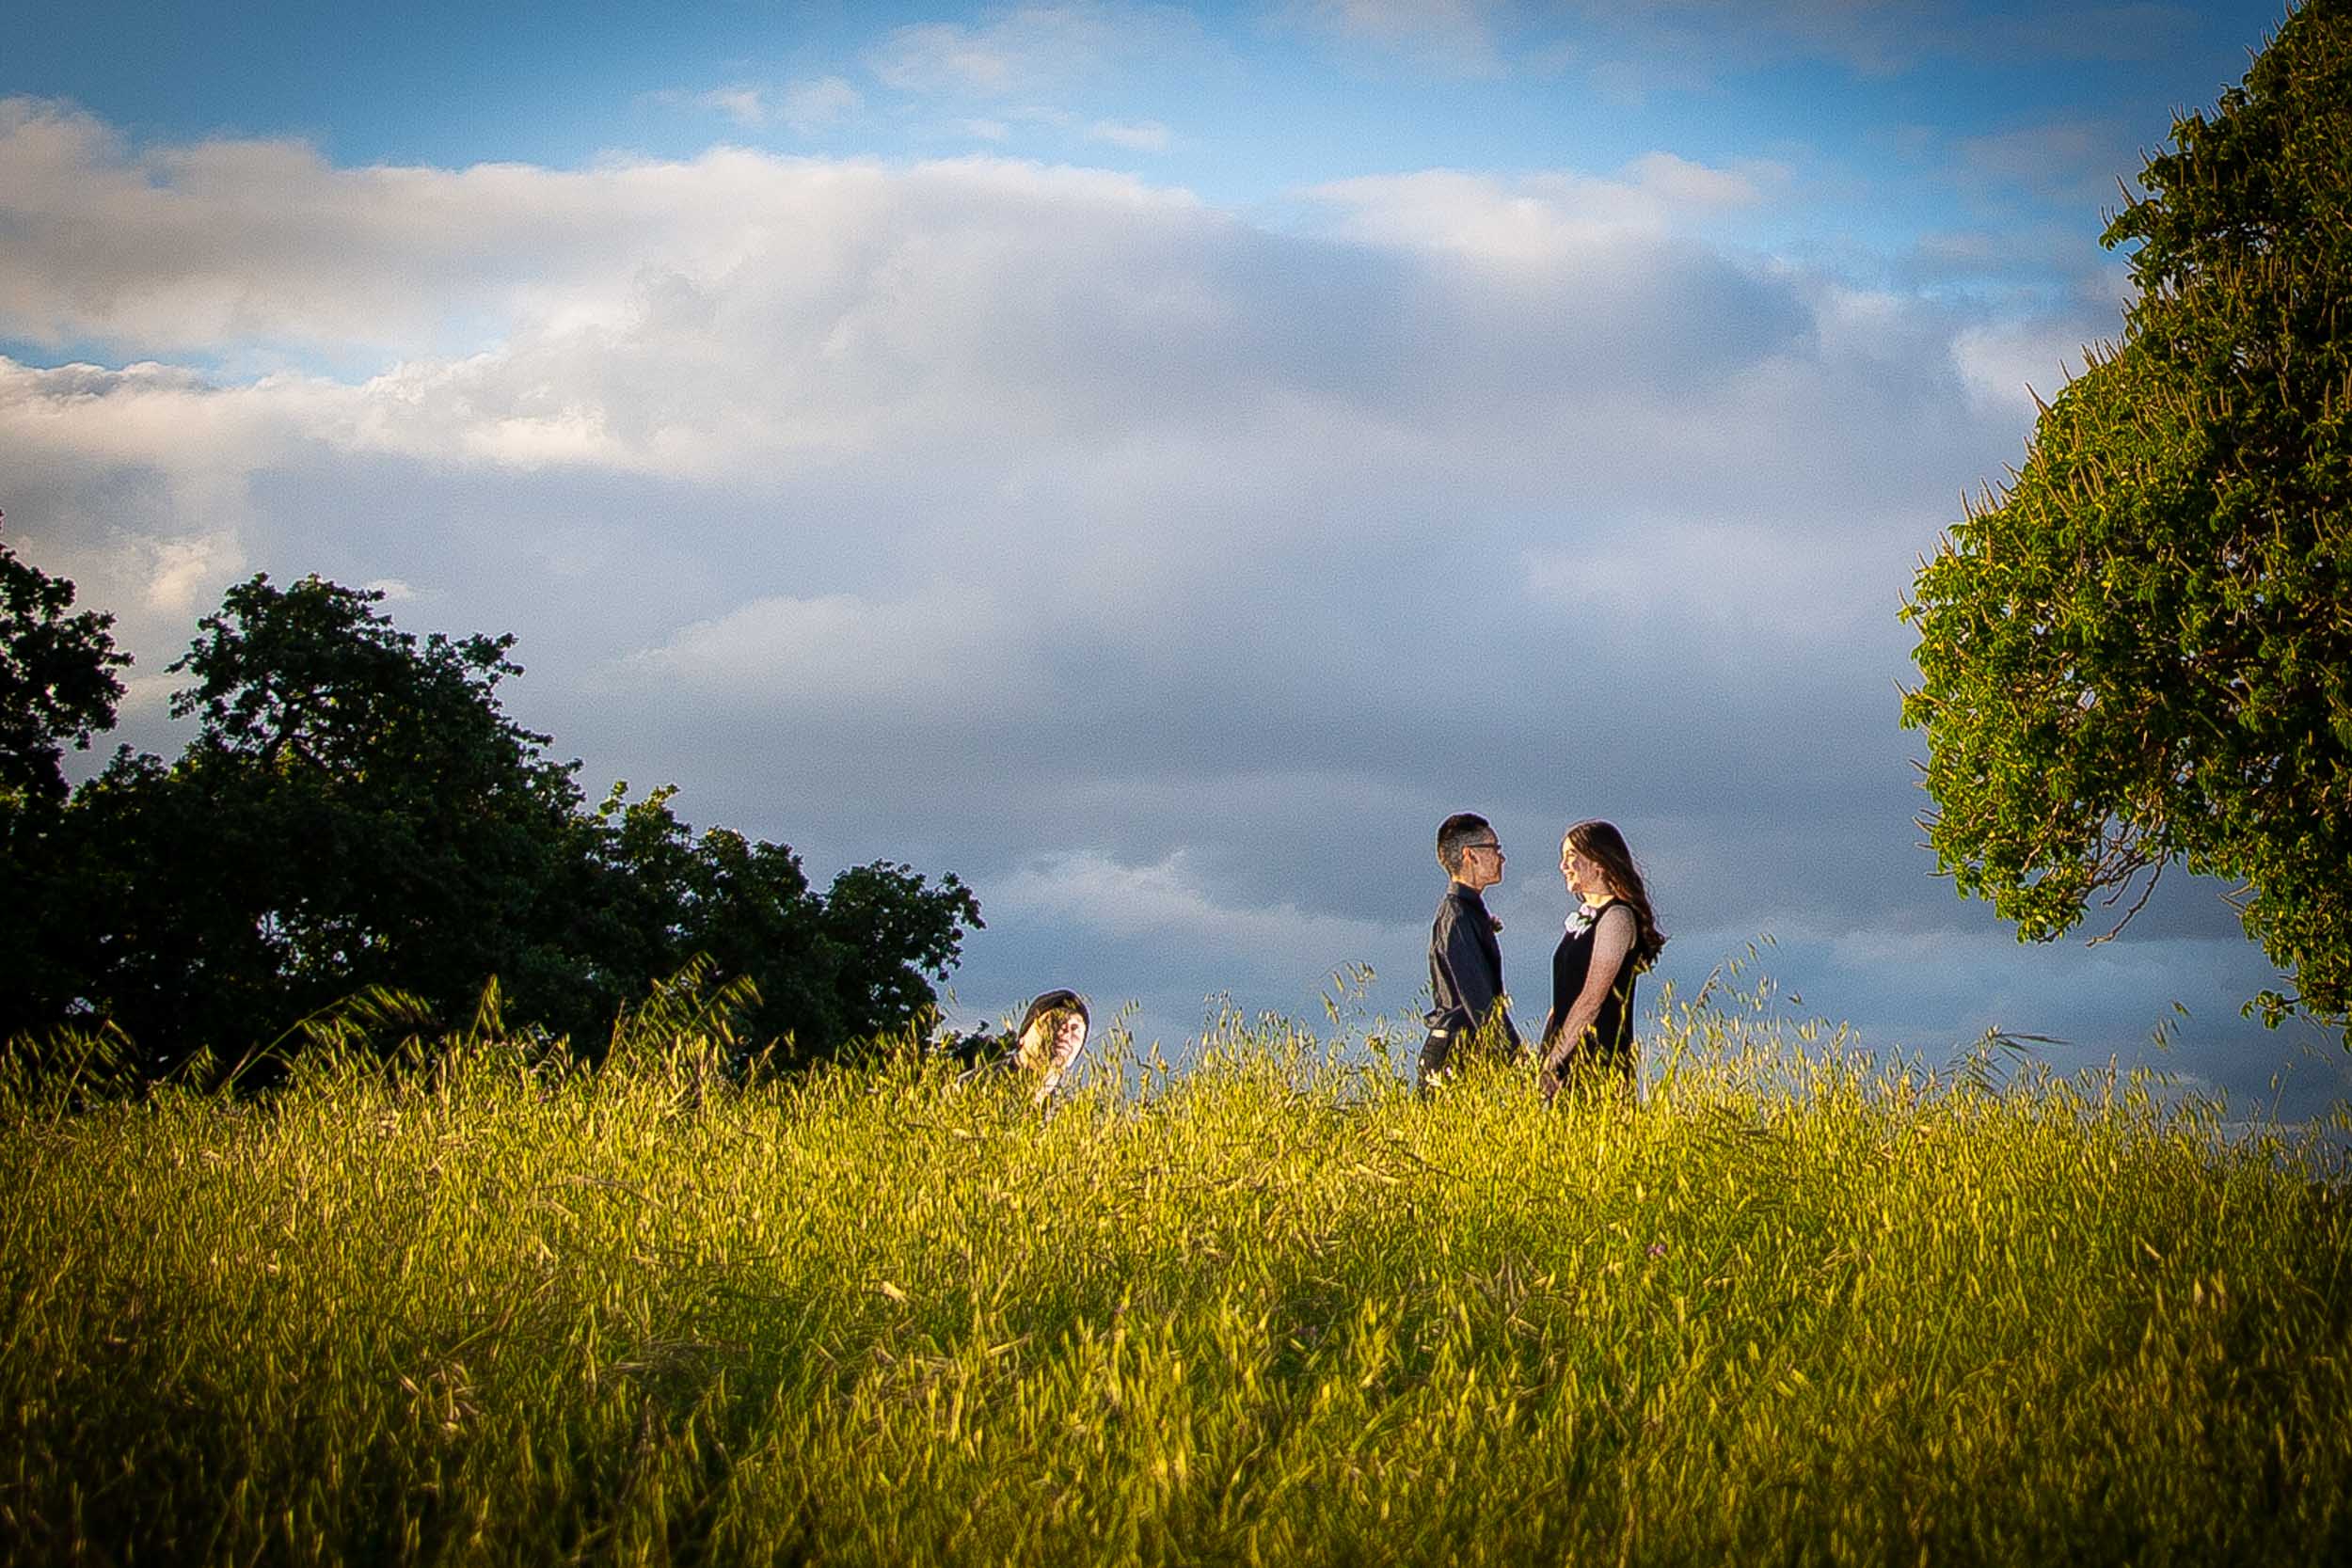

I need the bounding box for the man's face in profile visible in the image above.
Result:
[1459,836,1504,892]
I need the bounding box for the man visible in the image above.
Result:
[1421,812,1522,1091]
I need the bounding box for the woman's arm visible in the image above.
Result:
[1541,904,1636,1076]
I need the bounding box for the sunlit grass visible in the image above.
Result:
[4,966,2349,1565]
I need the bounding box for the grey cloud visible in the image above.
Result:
[6,113,2324,1116]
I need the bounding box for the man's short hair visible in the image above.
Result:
[1437,813,1492,878]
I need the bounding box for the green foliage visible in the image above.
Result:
[0,538,133,1035]
[585,784,982,1069]
[0,534,128,808]
[1901,0,2352,1036]
[70,575,593,1061]
[1,561,980,1070]
[3,990,2348,1565]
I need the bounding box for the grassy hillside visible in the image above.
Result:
[4,974,2349,1566]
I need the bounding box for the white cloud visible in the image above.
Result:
[0,98,882,355]
[1086,118,1170,152]
[872,21,1026,93]
[0,121,2008,876]
[143,530,245,615]
[1293,0,1505,73]
[3,100,2309,1109]
[1305,156,1775,261]
[780,77,865,135]
[1950,319,2095,418]
[0,106,2054,1023]
[0,132,1217,476]
[994,848,1402,973]
[702,87,769,128]
[646,79,859,135]
[617,584,1049,720]
[1522,513,1886,654]
[866,3,1198,97]
[1622,150,1772,211]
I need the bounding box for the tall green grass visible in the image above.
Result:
[4,968,2349,1566]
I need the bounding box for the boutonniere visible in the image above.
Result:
[1488,915,1503,935]
[1565,902,1602,936]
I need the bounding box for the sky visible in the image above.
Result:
[8,0,2346,1117]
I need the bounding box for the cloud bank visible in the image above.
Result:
[6,95,2282,1097]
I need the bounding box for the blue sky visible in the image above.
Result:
[8,0,2344,1116]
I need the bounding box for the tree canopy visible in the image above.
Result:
[2,562,981,1071]
[1901,0,2352,1037]
[2,534,134,1028]
[0,533,127,810]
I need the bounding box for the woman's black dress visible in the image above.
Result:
[1543,897,1639,1088]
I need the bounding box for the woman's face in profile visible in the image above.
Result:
[1562,844,1606,901]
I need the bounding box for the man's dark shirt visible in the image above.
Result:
[1426,879,1521,1060]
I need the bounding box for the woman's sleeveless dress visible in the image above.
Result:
[1544,897,1638,1087]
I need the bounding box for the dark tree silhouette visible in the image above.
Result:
[5,562,981,1070]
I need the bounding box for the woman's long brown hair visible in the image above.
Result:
[1565,820,1666,971]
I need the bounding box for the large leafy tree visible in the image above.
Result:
[1,535,132,1028]
[0,533,128,809]
[57,574,594,1057]
[1901,0,2352,1036]
[12,565,982,1068]
[584,785,981,1065]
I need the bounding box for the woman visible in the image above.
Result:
[1539,820,1665,1103]
[1010,989,1090,1108]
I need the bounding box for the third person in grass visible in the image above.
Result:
[1012,989,1090,1109]
[1539,820,1665,1104]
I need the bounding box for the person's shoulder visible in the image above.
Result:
[1595,900,1639,935]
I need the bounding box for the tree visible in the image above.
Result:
[0,533,128,808]
[812,859,983,1053]
[0,534,132,1032]
[11,560,984,1069]
[582,785,982,1067]
[1901,0,2352,1037]
[56,573,593,1058]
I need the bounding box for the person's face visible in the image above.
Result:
[1051,1012,1088,1069]
[1459,834,1504,890]
[1561,843,1608,901]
